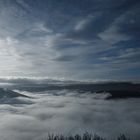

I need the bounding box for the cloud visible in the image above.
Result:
[0,91,140,140]
[17,23,53,40]
[74,15,95,31]
[98,25,130,44]
[0,0,139,80]
[53,55,78,62]
[16,0,30,10]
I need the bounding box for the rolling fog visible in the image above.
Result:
[0,89,140,140]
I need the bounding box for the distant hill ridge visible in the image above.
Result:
[0,88,29,98]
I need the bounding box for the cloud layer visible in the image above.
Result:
[0,90,140,140]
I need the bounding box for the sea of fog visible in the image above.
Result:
[0,79,140,140]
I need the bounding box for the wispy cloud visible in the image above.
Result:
[0,0,139,80]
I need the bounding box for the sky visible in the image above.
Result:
[0,0,140,81]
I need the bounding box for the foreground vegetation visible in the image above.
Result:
[43,133,131,140]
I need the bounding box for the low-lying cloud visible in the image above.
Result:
[0,90,140,140]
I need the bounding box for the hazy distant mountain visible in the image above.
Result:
[0,88,28,98]
[0,79,140,99]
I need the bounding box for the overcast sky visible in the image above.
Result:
[0,0,140,81]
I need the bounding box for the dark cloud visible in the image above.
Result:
[53,55,79,62]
